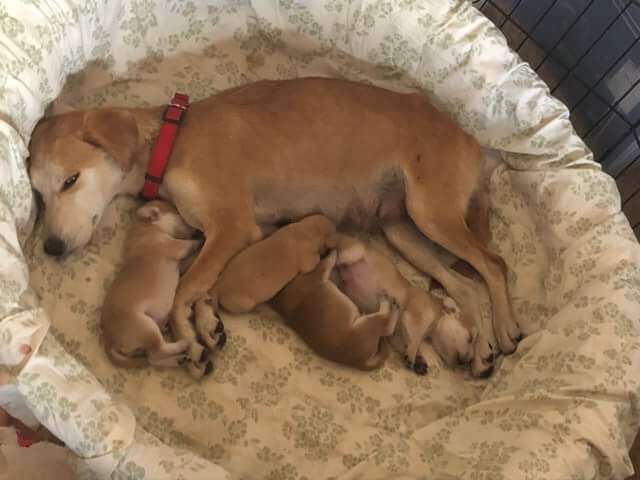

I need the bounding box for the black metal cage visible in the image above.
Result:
[472,0,640,240]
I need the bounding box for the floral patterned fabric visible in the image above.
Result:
[0,0,639,478]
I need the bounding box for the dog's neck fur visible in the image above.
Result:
[118,107,165,197]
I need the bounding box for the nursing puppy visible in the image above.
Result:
[271,250,400,371]
[206,214,395,371]
[332,234,493,376]
[279,233,482,376]
[212,214,336,314]
[428,288,478,370]
[187,215,337,347]
[101,200,223,370]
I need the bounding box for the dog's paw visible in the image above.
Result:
[185,343,211,379]
[471,333,495,378]
[403,353,428,375]
[186,358,214,379]
[194,297,227,351]
[413,354,428,375]
[496,325,519,355]
[493,304,522,355]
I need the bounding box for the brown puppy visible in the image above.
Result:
[271,250,400,371]
[183,215,337,353]
[213,214,336,314]
[30,77,519,378]
[101,200,221,370]
[330,233,491,376]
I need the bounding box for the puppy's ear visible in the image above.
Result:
[137,204,160,223]
[82,110,139,172]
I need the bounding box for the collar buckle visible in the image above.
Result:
[162,99,189,125]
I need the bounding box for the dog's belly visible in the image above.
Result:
[252,175,405,229]
[335,260,381,313]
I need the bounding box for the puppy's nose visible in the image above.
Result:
[43,236,66,257]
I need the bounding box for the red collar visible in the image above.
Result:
[140,93,190,200]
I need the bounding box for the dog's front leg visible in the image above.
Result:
[171,223,258,379]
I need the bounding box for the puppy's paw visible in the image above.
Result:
[185,343,210,379]
[377,296,392,314]
[388,296,401,312]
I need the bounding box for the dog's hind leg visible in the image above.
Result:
[397,307,432,375]
[384,220,496,376]
[466,186,492,249]
[403,176,520,355]
[383,220,482,338]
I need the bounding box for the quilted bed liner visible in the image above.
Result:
[0,1,638,479]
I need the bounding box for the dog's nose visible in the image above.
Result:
[43,236,66,257]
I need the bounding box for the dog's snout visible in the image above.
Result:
[43,236,66,257]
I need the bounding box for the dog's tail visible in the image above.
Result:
[360,339,390,370]
[106,346,147,368]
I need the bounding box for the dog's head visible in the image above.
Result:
[29,109,139,257]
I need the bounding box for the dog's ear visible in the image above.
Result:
[82,110,139,172]
[137,204,160,223]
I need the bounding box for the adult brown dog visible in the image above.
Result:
[29,77,520,378]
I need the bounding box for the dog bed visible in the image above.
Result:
[1,0,639,478]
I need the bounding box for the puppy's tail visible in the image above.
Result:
[106,346,147,368]
[360,339,390,370]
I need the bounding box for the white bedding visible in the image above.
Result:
[0,1,639,478]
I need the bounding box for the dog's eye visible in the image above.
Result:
[61,173,80,192]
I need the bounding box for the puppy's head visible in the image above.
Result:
[302,214,335,236]
[429,294,473,367]
[29,109,139,257]
[136,200,195,239]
